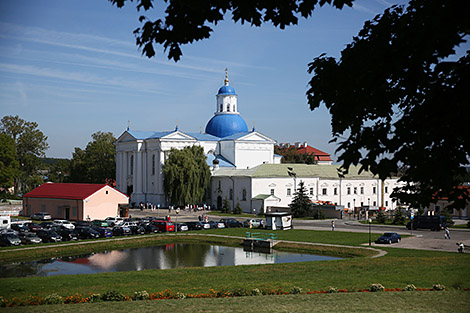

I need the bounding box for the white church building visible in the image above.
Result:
[115,72,401,213]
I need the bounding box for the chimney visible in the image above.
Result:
[303,142,307,148]
[295,142,301,148]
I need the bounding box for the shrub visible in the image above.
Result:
[133,291,149,300]
[432,284,446,291]
[88,294,101,303]
[231,287,249,297]
[392,209,406,225]
[251,288,262,296]
[376,211,386,224]
[328,287,339,293]
[44,293,63,305]
[369,284,385,292]
[101,290,125,302]
[291,286,303,294]
[404,284,417,291]
[233,202,242,215]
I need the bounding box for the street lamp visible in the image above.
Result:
[368,218,372,246]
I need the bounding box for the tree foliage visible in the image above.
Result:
[109,0,353,61]
[0,133,20,190]
[69,132,116,183]
[0,115,49,194]
[289,181,311,217]
[163,145,211,206]
[274,145,317,164]
[307,0,470,208]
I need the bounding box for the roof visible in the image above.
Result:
[205,113,248,138]
[127,130,219,141]
[295,145,332,162]
[23,183,127,200]
[213,163,385,179]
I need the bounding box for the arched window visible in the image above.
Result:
[220,104,223,112]
[227,104,230,112]
[242,188,247,201]
[233,105,236,112]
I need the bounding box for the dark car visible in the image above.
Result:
[142,223,159,234]
[0,233,21,246]
[51,226,79,241]
[11,224,29,233]
[23,222,43,232]
[185,221,204,231]
[90,225,113,238]
[375,232,401,244]
[30,212,52,220]
[18,232,42,244]
[220,218,243,228]
[75,226,100,239]
[207,220,225,229]
[112,225,132,236]
[36,229,62,243]
[39,221,55,229]
[73,221,92,228]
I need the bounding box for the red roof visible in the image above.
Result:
[23,183,124,200]
[295,145,333,162]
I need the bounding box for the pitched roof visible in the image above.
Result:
[295,145,333,162]
[23,183,126,200]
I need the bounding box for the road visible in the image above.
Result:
[129,209,470,253]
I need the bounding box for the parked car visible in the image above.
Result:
[10,223,29,233]
[0,233,21,246]
[75,226,101,239]
[112,225,132,236]
[36,229,62,243]
[176,223,189,231]
[151,220,175,232]
[243,219,261,228]
[185,221,204,231]
[127,224,146,235]
[92,220,109,227]
[51,226,79,241]
[105,217,124,226]
[142,223,160,234]
[30,212,52,220]
[207,220,225,229]
[39,221,55,229]
[18,232,42,244]
[90,225,113,238]
[0,228,18,236]
[53,220,75,230]
[220,218,243,228]
[375,232,401,244]
[73,221,92,228]
[24,222,43,232]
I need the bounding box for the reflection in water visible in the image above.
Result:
[0,244,341,278]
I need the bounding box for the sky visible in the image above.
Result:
[0,0,414,160]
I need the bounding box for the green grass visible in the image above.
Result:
[1,291,469,312]
[451,223,469,229]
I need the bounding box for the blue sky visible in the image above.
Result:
[1,0,413,160]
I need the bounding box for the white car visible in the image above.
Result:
[105,217,124,226]
[53,220,75,230]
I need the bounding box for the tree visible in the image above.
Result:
[392,208,406,225]
[109,0,353,61]
[163,145,211,206]
[375,210,386,224]
[111,0,470,208]
[0,115,49,194]
[289,181,311,217]
[274,145,317,164]
[222,198,231,213]
[0,133,20,191]
[307,1,470,208]
[69,132,116,184]
[233,202,242,214]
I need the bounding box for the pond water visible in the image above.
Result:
[0,244,341,278]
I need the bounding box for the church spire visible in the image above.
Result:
[224,67,229,85]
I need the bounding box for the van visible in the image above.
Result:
[151,220,175,232]
[0,216,11,230]
[406,215,446,231]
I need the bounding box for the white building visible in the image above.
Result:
[115,72,401,211]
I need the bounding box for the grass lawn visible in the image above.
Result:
[1,291,469,312]
[0,229,468,311]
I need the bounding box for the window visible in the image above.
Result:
[130,155,134,175]
[72,207,77,217]
[218,181,221,189]
[242,189,247,201]
[227,104,230,112]
[385,186,389,193]
[373,201,377,206]
[322,188,327,196]
[152,155,155,175]
[385,200,388,206]
[41,204,46,212]
[220,104,223,112]
[347,187,351,195]
[360,187,364,194]
[309,188,314,195]
[373,187,376,194]
[334,187,338,195]
[347,202,350,208]
[270,189,275,196]
[354,187,357,194]
[287,188,291,196]
[233,105,236,111]
[361,202,363,206]
[106,190,108,194]
[229,189,233,200]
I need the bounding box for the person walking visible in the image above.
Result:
[331,220,335,231]
[445,227,450,239]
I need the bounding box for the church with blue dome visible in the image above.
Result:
[115,70,280,207]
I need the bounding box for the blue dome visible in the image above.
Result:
[217,85,236,95]
[205,114,248,138]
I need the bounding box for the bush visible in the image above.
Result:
[291,286,303,294]
[231,287,249,297]
[432,284,446,291]
[251,288,262,296]
[392,209,406,225]
[328,287,339,293]
[173,292,186,299]
[233,202,242,215]
[376,211,386,224]
[133,291,149,300]
[369,284,385,292]
[44,293,63,305]
[88,294,101,303]
[101,290,125,302]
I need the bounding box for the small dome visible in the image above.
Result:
[217,85,236,95]
[205,114,248,138]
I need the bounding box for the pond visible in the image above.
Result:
[0,244,341,278]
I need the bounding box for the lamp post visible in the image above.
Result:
[353,199,356,219]
[368,218,372,246]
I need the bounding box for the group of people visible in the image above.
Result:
[134,202,212,213]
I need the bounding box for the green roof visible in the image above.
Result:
[214,163,381,180]
[252,194,272,200]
